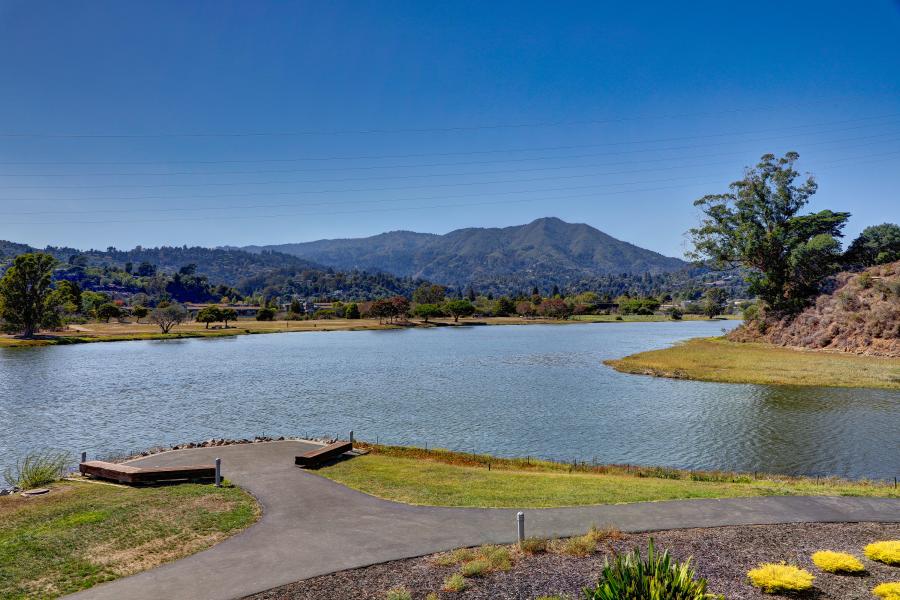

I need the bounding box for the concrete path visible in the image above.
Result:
[68,441,900,600]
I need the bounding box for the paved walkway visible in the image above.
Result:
[68,441,900,600]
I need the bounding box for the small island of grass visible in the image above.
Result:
[604,337,900,390]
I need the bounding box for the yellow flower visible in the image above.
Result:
[811,550,866,574]
[747,563,814,594]
[866,541,900,566]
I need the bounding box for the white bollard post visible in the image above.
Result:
[215,457,221,487]
[516,511,525,545]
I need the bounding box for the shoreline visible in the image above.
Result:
[605,336,900,390]
[0,314,732,349]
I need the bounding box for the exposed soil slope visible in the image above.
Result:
[729,261,900,357]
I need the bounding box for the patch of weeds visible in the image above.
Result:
[520,536,549,554]
[433,547,478,566]
[479,545,512,571]
[442,573,467,593]
[553,526,619,557]
[384,586,412,600]
[459,558,491,578]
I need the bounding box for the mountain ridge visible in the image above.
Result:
[244,217,687,290]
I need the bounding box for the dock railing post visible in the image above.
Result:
[215,457,221,487]
[516,511,525,546]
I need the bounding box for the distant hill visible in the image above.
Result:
[729,261,900,357]
[0,242,425,301]
[245,217,687,291]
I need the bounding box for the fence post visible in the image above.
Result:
[215,457,221,487]
[516,511,525,545]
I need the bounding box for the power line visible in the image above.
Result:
[2,128,898,178]
[2,146,897,212]
[0,112,896,164]
[0,99,853,139]
[2,151,898,225]
[0,173,725,217]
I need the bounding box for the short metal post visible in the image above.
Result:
[215,457,222,487]
[516,511,525,545]
[349,430,354,445]
[81,451,87,464]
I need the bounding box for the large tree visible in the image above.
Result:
[150,302,188,333]
[689,152,849,315]
[0,253,59,337]
[843,223,900,267]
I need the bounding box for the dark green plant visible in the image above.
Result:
[583,539,721,600]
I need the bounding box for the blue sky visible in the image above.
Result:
[1,1,898,258]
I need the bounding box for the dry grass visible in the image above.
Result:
[0,315,592,348]
[0,479,259,599]
[604,336,900,389]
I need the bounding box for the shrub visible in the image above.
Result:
[459,558,490,578]
[3,450,71,489]
[521,536,549,554]
[872,582,900,600]
[384,587,411,600]
[584,539,719,600]
[810,550,865,574]
[442,573,467,593]
[865,541,900,566]
[425,594,440,600]
[747,563,814,594]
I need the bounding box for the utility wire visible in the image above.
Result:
[0,112,896,164]
[2,128,898,178]
[0,99,854,139]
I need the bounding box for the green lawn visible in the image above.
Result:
[604,336,900,389]
[0,480,259,599]
[317,447,898,508]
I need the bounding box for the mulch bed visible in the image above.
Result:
[244,522,900,600]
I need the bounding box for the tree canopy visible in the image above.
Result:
[0,253,59,337]
[844,223,900,267]
[689,152,849,315]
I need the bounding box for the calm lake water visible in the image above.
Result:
[1,321,898,480]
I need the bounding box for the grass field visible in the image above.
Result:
[0,314,716,348]
[604,337,900,390]
[317,444,899,508]
[0,480,259,599]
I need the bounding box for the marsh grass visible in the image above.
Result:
[605,336,900,390]
[3,450,72,489]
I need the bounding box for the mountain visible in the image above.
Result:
[728,261,900,357]
[245,217,687,291]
